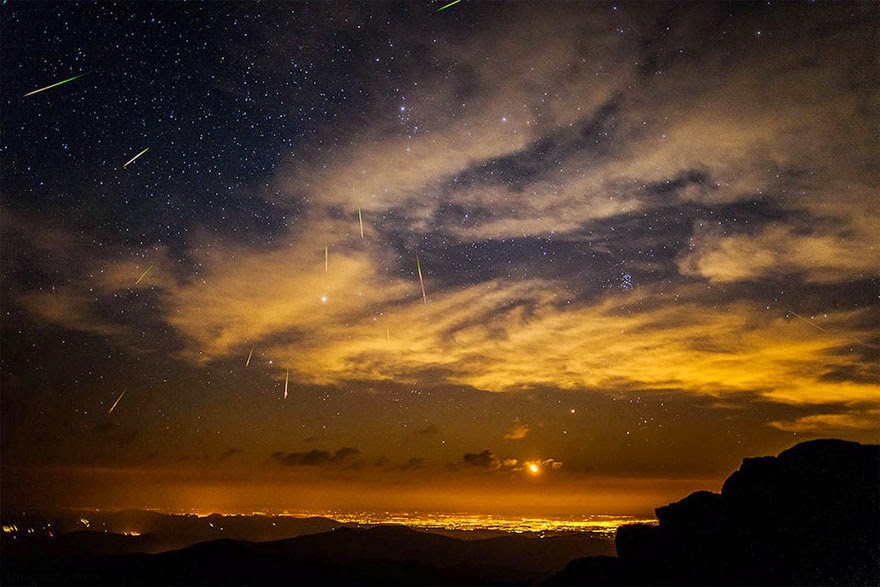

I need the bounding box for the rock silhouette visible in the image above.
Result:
[549,439,880,585]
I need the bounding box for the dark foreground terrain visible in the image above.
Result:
[3,439,877,585]
[1,523,611,585]
[549,439,879,586]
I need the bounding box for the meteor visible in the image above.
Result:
[325,245,329,272]
[108,389,126,414]
[358,207,364,239]
[437,0,462,11]
[134,265,153,285]
[24,73,86,97]
[283,369,289,399]
[246,345,254,367]
[416,255,427,304]
[787,310,828,334]
[123,147,150,169]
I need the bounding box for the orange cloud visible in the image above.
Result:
[20,231,879,414]
[503,423,530,440]
[769,411,880,435]
[678,224,879,284]
[161,244,877,409]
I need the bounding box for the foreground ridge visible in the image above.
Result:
[549,439,880,586]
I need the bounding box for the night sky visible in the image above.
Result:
[2,1,878,517]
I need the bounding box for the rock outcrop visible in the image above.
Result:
[549,439,880,585]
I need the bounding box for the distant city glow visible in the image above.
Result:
[279,511,656,536]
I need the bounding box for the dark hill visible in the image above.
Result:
[2,523,612,585]
[2,509,347,552]
[1,530,156,558]
[548,438,880,585]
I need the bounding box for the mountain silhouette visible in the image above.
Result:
[549,439,880,585]
[3,523,612,585]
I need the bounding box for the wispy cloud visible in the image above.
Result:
[503,423,530,440]
[769,411,880,435]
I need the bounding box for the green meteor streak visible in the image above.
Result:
[417,255,427,304]
[24,73,86,97]
[123,147,150,168]
[437,0,462,11]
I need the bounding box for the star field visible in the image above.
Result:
[1,1,878,515]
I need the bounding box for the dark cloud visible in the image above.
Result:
[218,448,241,462]
[399,457,425,471]
[92,421,139,447]
[451,97,622,192]
[819,366,878,386]
[271,447,361,467]
[333,447,361,461]
[462,450,501,470]
[415,425,439,436]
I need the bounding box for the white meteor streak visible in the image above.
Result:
[787,310,829,333]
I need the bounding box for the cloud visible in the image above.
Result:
[218,448,241,462]
[92,421,139,447]
[22,226,879,406]
[460,451,564,474]
[396,457,425,472]
[541,458,564,471]
[769,411,880,434]
[677,223,880,284]
[415,425,439,436]
[3,4,876,423]
[258,3,877,252]
[503,423,530,440]
[271,447,361,467]
[269,4,629,222]
[462,450,501,470]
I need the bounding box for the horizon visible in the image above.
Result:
[2,0,878,521]
[4,507,658,538]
